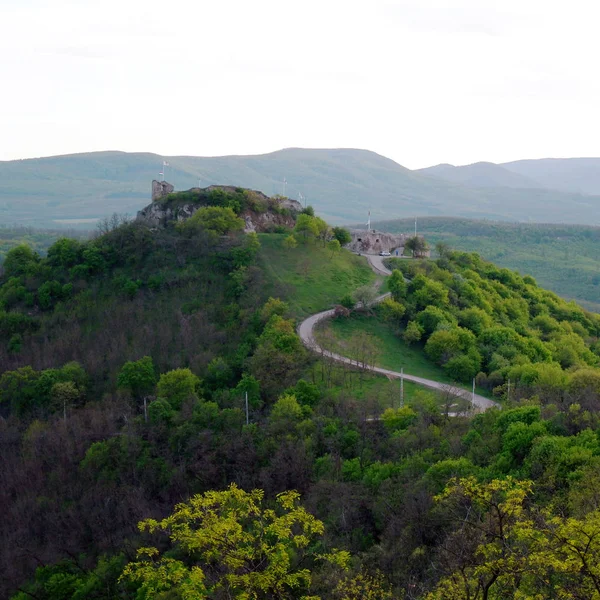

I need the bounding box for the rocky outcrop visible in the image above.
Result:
[138,184,303,233]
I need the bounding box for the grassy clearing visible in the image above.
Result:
[257,234,376,317]
[306,359,471,413]
[316,312,489,399]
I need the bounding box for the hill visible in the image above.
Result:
[3,148,600,227]
[5,197,600,598]
[501,157,600,195]
[417,161,542,189]
[372,216,600,312]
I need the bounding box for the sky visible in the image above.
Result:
[2,0,600,169]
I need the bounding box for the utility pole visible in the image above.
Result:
[143,397,148,423]
[507,378,511,402]
[245,391,249,425]
[472,378,475,409]
[400,367,404,407]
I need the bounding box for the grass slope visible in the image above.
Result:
[316,313,478,405]
[374,217,600,312]
[258,234,375,317]
[3,149,600,227]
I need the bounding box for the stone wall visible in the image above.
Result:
[346,229,407,254]
[151,180,175,202]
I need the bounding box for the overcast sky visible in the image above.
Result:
[2,0,599,168]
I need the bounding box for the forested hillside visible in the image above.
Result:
[5,192,600,599]
[374,217,600,312]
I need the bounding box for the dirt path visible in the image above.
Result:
[297,254,499,412]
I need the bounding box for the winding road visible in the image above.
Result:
[297,254,498,412]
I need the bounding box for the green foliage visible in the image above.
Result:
[327,238,341,258]
[388,269,406,302]
[3,244,40,278]
[260,296,289,322]
[47,237,83,268]
[332,226,352,246]
[120,484,347,599]
[294,213,320,241]
[283,234,298,249]
[378,297,405,326]
[403,320,423,345]
[117,356,157,400]
[381,406,417,432]
[181,206,245,235]
[156,368,200,409]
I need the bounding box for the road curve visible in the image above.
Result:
[297,254,499,412]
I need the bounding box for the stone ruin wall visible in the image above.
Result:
[346,229,408,254]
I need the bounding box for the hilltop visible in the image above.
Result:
[3,149,600,227]
[4,194,600,598]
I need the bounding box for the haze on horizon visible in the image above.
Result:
[3,0,600,169]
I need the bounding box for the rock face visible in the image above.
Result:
[346,229,407,254]
[151,180,175,202]
[138,184,302,233]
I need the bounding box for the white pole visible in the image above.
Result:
[507,378,511,402]
[245,391,249,425]
[400,367,404,407]
[472,378,475,407]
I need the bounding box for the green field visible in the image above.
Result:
[258,234,376,317]
[317,313,452,381]
[315,312,483,404]
[375,217,600,312]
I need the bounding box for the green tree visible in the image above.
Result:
[379,297,405,326]
[327,238,341,258]
[120,484,349,599]
[3,244,40,278]
[117,356,157,403]
[403,320,424,345]
[353,285,376,309]
[417,305,454,335]
[405,236,429,258]
[47,237,82,268]
[0,365,40,416]
[381,406,417,432]
[294,213,319,241]
[156,368,201,410]
[51,381,81,419]
[260,297,289,322]
[182,206,244,235]
[425,327,475,365]
[332,227,352,246]
[283,234,298,249]
[388,269,406,301]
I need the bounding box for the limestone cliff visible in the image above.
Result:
[138,184,302,232]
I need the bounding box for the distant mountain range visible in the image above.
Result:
[418,158,600,195]
[1,149,600,227]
